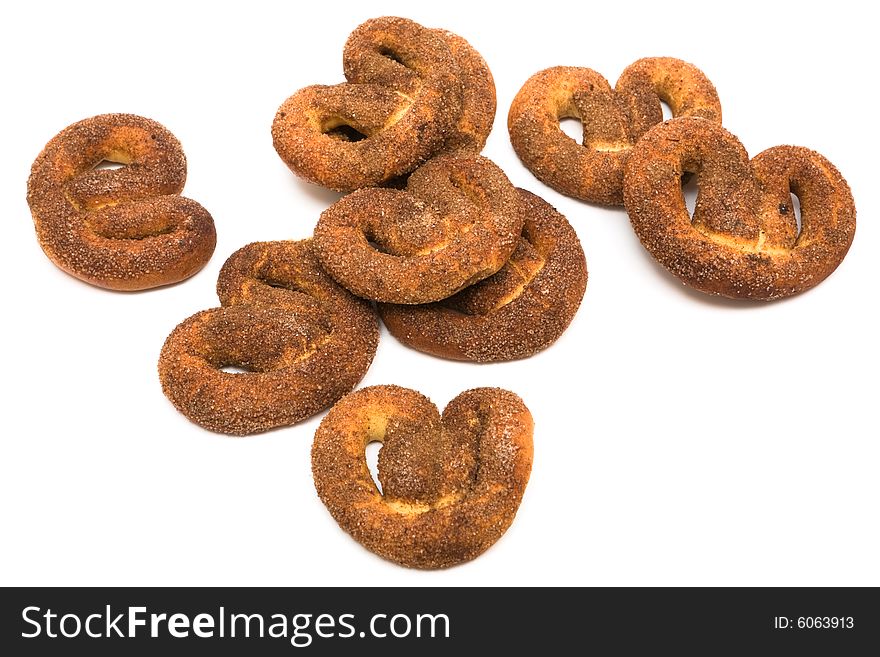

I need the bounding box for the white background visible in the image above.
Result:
[1,0,877,586]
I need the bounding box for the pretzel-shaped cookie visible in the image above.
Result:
[27,114,216,290]
[158,240,379,435]
[508,58,721,205]
[623,118,856,299]
[313,153,524,304]
[272,17,495,192]
[312,385,533,568]
[379,189,587,361]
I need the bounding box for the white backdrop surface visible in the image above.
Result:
[1,0,876,586]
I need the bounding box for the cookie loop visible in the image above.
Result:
[272,17,495,192]
[508,58,721,205]
[623,118,856,299]
[379,189,587,361]
[159,240,379,435]
[433,29,496,153]
[312,385,533,569]
[27,113,216,290]
[313,154,524,304]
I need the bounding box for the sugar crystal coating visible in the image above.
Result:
[27,113,216,290]
[158,240,379,435]
[312,385,534,569]
[508,58,721,205]
[623,118,856,300]
[379,189,587,361]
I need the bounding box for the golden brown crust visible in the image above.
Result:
[433,29,496,153]
[311,385,533,569]
[26,113,216,290]
[378,189,587,361]
[271,17,495,192]
[508,58,721,205]
[623,118,856,299]
[271,17,456,192]
[313,154,524,304]
[158,240,379,435]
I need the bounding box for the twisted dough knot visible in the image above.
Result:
[379,189,587,361]
[623,118,856,299]
[158,240,378,435]
[312,385,533,569]
[508,58,721,205]
[313,153,524,304]
[27,114,216,290]
[272,16,495,192]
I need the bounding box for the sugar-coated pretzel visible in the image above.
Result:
[379,189,587,361]
[508,58,721,205]
[433,28,496,153]
[313,153,524,304]
[272,17,493,192]
[158,240,379,435]
[623,118,855,300]
[312,385,533,569]
[27,113,216,290]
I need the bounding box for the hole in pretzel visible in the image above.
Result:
[378,47,405,66]
[365,441,383,494]
[93,159,127,171]
[559,117,584,144]
[258,277,309,295]
[219,364,253,374]
[660,100,673,122]
[361,226,392,255]
[324,124,367,143]
[681,172,699,220]
[790,191,803,237]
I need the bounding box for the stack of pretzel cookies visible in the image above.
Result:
[508,58,855,299]
[24,16,855,570]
